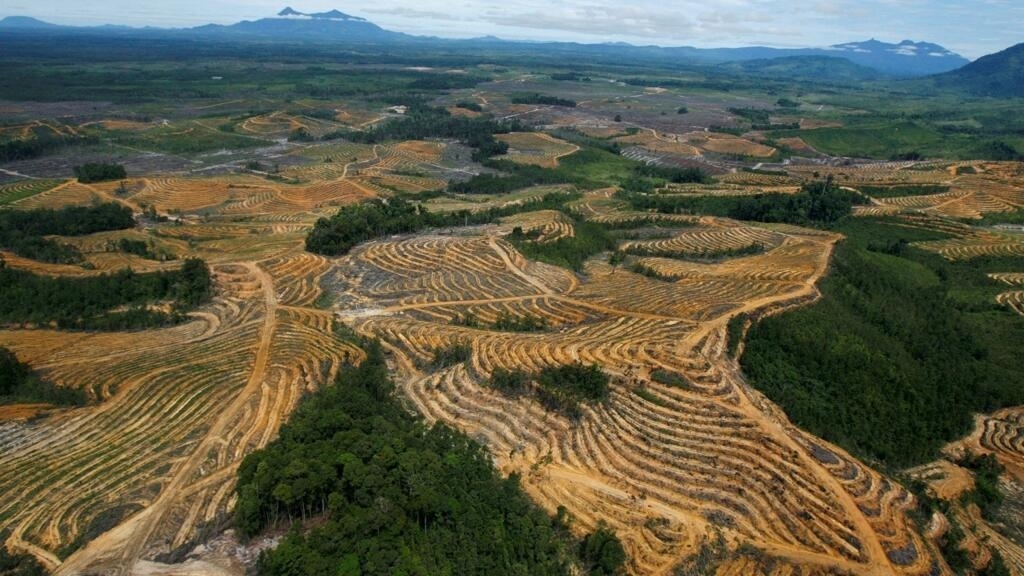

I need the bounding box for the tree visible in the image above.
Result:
[579,524,626,575]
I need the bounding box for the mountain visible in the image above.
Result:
[277,7,367,21]
[0,10,970,77]
[189,8,399,42]
[717,55,886,83]
[0,15,61,29]
[190,17,400,42]
[821,39,968,76]
[930,42,1024,97]
[691,39,968,77]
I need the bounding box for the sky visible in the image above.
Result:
[2,0,1022,60]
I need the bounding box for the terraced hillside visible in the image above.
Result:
[324,215,952,575]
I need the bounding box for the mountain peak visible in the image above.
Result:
[274,7,367,21]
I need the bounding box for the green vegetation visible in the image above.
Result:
[0,130,96,162]
[429,342,472,369]
[455,101,483,112]
[977,208,1024,226]
[726,313,748,358]
[0,179,62,206]
[509,216,617,272]
[487,367,532,396]
[451,147,653,195]
[306,192,586,257]
[785,121,949,160]
[0,258,212,330]
[858,184,949,198]
[493,312,549,332]
[624,177,865,226]
[578,524,626,576]
[235,341,575,575]
[0,202,135,263]
[73,162,126,183]
[957,452,1005,520]
[116,238,174,261]
[328,104,518,162]
[486,362,610,419]
[741,218,1024,466]
[511,93,577,107]
[111,124,272,155]
[622,242,765,261]
[629,262,678,281]
[0,346,87,406]
[0,536,47,576]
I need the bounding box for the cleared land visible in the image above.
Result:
[2,69,1024,576]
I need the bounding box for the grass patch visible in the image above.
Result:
[0,179,62,206]
[857,184,949,198]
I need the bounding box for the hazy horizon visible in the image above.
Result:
[2,1,1021,59]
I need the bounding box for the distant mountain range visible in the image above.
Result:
[717,55,887,83]
[0,9,981,77]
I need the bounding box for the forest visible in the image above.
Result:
[0,258,212,330]
[622,177,866,225]
[0,202,135,263]
[73,162,127,183]
[236,341,623,575]
[305,192,581,256]
[740,218,1024,466]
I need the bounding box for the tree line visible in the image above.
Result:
[305,192,581,256]
[622,177,865,226]
[0,258,211,330]
[0,202,135,263]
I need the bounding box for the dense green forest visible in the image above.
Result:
[0,202,135,263]
[0,258,211,330]
[236,341,623,576]
[508,217,617,272]
[0,346,86,406]
[73,162,127,183]
[740,218,1024,466]
[622,177,866,226]
[305,193,582,256]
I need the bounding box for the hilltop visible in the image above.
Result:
[931,42,1024,97]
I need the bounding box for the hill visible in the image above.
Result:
[0,16,60,29]
[700,39,968,77]
[717,55,886,83]
[931,42,1024,97]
